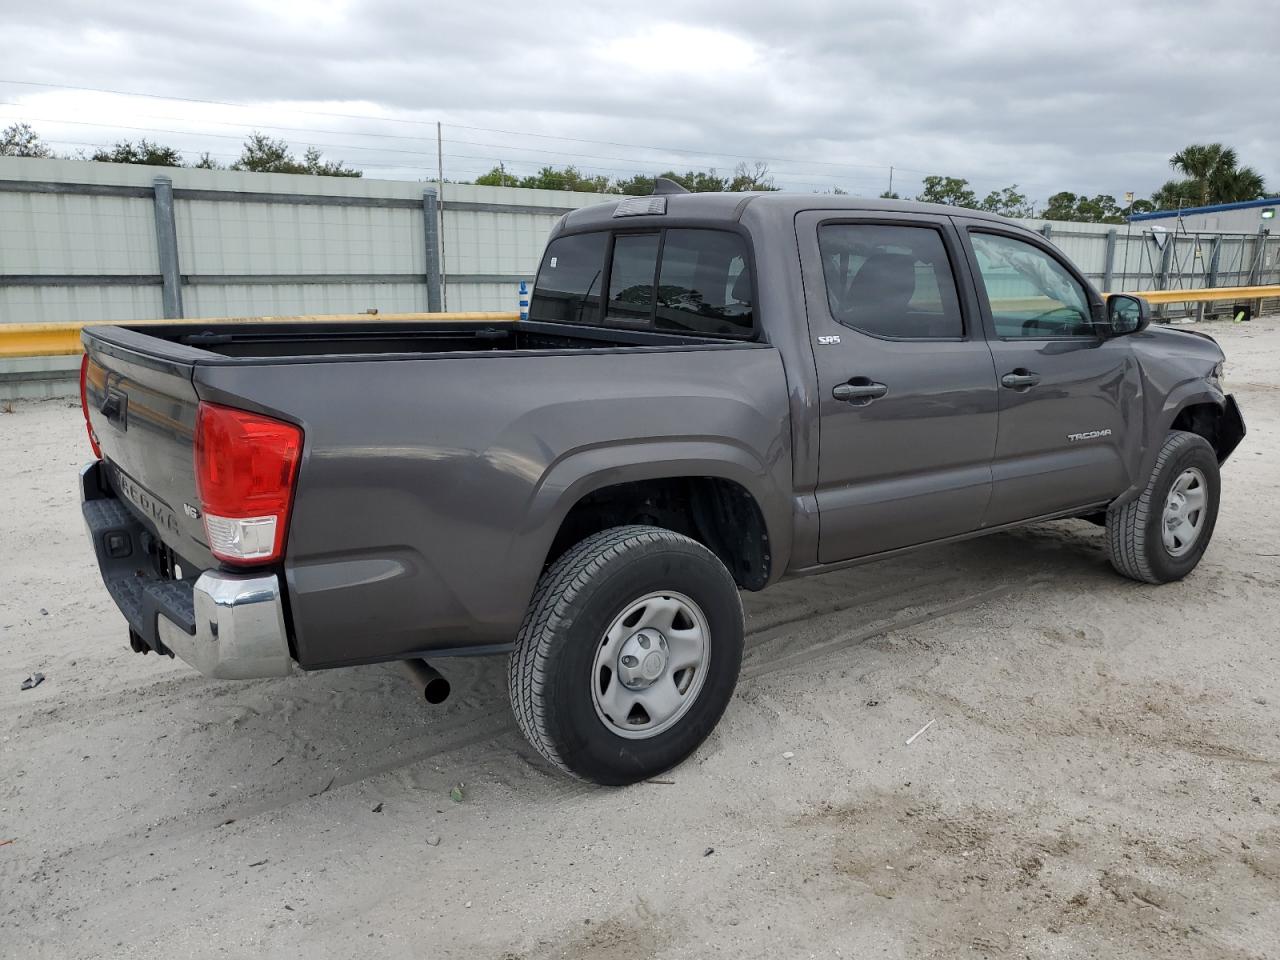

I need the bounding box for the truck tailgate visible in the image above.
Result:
[82,328,215,571]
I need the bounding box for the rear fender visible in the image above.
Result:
[507,439,791,595]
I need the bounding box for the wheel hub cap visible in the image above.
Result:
[590,591,710,740]
[1161,466,1207,558]
[618,630,669,689]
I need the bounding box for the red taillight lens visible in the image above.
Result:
[80,353,102,459]
[195,402,303,565]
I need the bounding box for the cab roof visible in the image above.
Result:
[560,191,1019,232]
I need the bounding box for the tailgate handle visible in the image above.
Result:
[100,391,127,425]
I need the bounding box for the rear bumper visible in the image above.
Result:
[81,461,295,679]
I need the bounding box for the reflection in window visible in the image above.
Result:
[607,233,660,325]
[971,233,1093,338]
[654,230,754,337]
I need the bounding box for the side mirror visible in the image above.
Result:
[1106,294,1150,337]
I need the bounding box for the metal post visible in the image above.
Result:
[1157,239,1173,291]
[1248,227,1269,319]
[151,176,183,318]
[436,121,448,311]
[1040,223,1053,241]
[1205,237,1222,287]
[1248,226,1267,285]
[1102,228,1117,292]
[421,188,442,313]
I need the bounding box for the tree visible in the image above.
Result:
[879,190,900,199]
[192,152,223,170]
[1041,191,1128,223]
[1155,142,1268,209]
[1213,165,1268,203]
[513,165,609,192]
[660,169,730,192]
[916,175,977,208]
[1,122,54,158]
[231,132,361,177]
[1042,191,1082,221]
[473,164,519,187]
[613,174,657,196]
[978,184,1034,218]
[91,139,183,166]
[726,161,779,192]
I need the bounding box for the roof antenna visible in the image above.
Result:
[652,177,690,196]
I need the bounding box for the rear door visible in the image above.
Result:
[796,211,999,563]
[957,223,1141,526]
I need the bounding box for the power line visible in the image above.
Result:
[2,112,894,192]
[1,78,1066,196]
[0,77,896,174]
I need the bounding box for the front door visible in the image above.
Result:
[796,212,1000,563]
[959,225,1141,526]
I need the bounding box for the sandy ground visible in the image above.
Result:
[2,318,1278,960]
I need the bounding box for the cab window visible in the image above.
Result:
[529,232,607,326]
[970,232,1094,338]
[818,224,964,339]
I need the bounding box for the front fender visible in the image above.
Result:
[1112,381,1226,508]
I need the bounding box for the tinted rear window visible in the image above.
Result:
[607,233,660,326]
[531,228,755,339]
[529,232,607,325]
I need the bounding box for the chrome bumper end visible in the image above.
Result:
[157,571,295,680]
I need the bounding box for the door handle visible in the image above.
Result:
[1000,370,1041,390]
[832,380,888,403]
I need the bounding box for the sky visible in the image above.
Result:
[2,0,1278,204]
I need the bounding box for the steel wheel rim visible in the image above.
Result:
[1161,466,1208,558]
[590,591,710,740]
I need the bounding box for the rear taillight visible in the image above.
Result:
[195,402,303,566]
[79,353,102,459]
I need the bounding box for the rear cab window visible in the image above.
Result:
[531,227,756,339]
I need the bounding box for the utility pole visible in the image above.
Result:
[436,121,448,310]
[888,165,894,197]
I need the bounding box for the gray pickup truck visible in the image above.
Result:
[79,188,1245,784]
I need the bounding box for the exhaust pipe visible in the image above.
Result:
[401,658,451,704]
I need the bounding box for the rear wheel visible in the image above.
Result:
[1106,431,1220,584]
[508,525,744,785]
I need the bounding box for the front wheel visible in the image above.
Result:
[508,525,744,785]
[1106,430,1220,584]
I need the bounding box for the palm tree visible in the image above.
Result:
[1163,143,1268,207]
[1212,165,1268,203]
[1169,144,1237,205]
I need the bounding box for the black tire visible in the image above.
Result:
[508,525,744,786]
[1106,430,1220,584]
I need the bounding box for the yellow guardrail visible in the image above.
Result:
[1100,284,1278,305]
[0,312,521,359]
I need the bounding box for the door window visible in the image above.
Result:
[970,232,1093,338]
[818,224,964,339]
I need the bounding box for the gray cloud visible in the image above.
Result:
[2,0,1277,203]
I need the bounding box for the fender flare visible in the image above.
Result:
[502,438,792,606]
[1113,382,1226,508]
